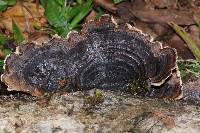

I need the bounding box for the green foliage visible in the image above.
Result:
[41,0,70,37]
[1,48,11,71]
[0,60,4,72]
[112,0,124,4]
[12,19,25,44]
[0,35,12,72]
[85,90,104,106]
[96,7,105,19]
[33,21,42,30]
[0,34,6,46]
[70,0,93,29]
[128,80,149,95]
[41,0,93,37]
[0,34,11,55]
[198,21,200,37]
[0,1,7,12]
[76,0,83,5]
[170,22,200,61]
[6,0,16,6]
[0,0,16,12]
[178,60,200,81]
[3,48,11,56]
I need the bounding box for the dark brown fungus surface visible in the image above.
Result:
[1,15,182,99]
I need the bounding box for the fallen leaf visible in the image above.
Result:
[94,0,117,13]
[165,34,195,59]
[12,19,24,44]
[116,1,196,25]
[84,10,97,22]
[112,0,124,4]
[0,2,46,40]
[170,22,200,61]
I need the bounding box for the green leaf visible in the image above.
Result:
[56,0,65,5]
[198,20,200,37]
[178,60,200,81]
[0,0,16,12]
[76,0,83,4]
[40,0,64,7]
[44,1,68,26]
[112,0,124,4]
[96,7,105,19]
[0,59,4,72]
[0,0,7,12]
[5,0,16,6]
[40,0,46,7]
[0,34,6,45]
[170,22,200,62]
[12,19,25,44]
[42,0,93,37]
[70,0,93,29]
[33,21,42,30]
[54,26,70,37]
[43,0,71,37]
[67,4,85,21]
[3,48,12,56]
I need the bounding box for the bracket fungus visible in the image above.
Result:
[1,15,182,99]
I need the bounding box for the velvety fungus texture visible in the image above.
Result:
[1,15,182,99]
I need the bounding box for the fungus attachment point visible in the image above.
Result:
[1,15,182,99]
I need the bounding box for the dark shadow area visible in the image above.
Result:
[0,81,36,101]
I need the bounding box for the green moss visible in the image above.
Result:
[128,80,149,95]
[85,90,104,106]
[178,60,200,82]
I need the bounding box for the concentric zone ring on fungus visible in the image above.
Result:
[1,15,182,99]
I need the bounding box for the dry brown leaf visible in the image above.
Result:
[116,1,196,25]
[165,34,195,59]
[0,49,5,59]
[0,2,46,40]
[94,0,117,13]
[131,9,195,25]
[28,31,50,44]
[149,0,176,9]
[84,10,97,22]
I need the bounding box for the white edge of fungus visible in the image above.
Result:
[125,22,183,99]
[125,23,182,88]
[66,31,79,40]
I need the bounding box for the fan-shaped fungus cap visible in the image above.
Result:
[1,15,182,99]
